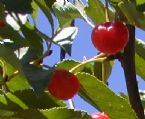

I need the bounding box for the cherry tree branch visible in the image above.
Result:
[121,25,144,119]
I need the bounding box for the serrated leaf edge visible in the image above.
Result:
[76,72,138,118]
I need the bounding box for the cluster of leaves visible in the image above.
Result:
[0,0,145,119]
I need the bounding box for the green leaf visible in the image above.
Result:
[0,117,21,119]
[53,27,78,55]
[139,90,145,109]
[0,46,30,92]
[0,45,23,76]
[0,25,28,46]
[93,61,113,82]
[85,0,105,24]
[110,0,122,3]
[136,0,145,11]
[0,109,14,117]
[77,72,137,119]
[14,108,90,119]
[2,60,30,92]
[20,48,51,92]
[6,74,30,92]
[34,0,54,33]
[136,38,145,59]
[0,2,6,21]
[0,89,65,111]
[135,38,145,81]
[85,0,114,24]
[52,1,81,28]
[2,0,33,14]
[55,59,80,71]
[135,54,145,81]
[21,23,43,56]
[55,59,93,74]
[31,0,39,25]
[118,1,145,30]
[22,65,51,93]
[44,0,55,9]
[72,0,94,27]
[101,60,113,82]
[136,0,145,5]
[119,92,129,101]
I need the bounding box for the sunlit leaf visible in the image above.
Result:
[53,1,81,28]
[14,108,90,119]
[53,27,78,55]
[0,45,23,76]
[77,72,137,119]
[136,0,145,11]
[135,38,145,81]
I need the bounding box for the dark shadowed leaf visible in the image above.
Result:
[20,48,51,92]
[0,25,28,46]
[118,1,145,30]
[93,61,114,82]
[0,89,65,112]
[34,0,54,33]
[2,0,33,14]
[21,22,43,56]
[0,2,6,21]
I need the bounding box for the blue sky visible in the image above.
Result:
[36,1,145,114]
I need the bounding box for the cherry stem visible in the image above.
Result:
[68,99,75,109]
[0,60,7,81]
[105,0,109,22]
[102,62,106,83]
[69,54,107,73]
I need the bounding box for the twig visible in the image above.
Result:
[69,55,106,73]
[105,0,109,22]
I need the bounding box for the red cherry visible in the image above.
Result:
[0,21,7,27]
[48,69,80,100]
[91,21,129,54]
[90,112,110,119]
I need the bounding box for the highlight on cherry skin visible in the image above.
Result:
[90,112,110,119]
[91,21,129,54]
[48,69,80,100]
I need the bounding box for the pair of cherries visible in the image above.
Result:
[48,21,129,101]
